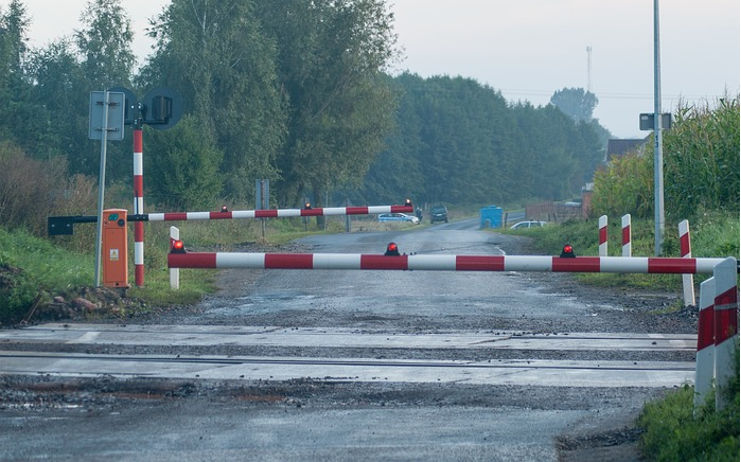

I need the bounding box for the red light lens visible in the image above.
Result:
[563,245,572,253]
[173,240,184,250]
[388,243,397,251]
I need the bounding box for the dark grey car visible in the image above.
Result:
[430,205,448,223]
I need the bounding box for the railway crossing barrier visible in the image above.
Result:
[48,202,414,288]
[167,238,738,410]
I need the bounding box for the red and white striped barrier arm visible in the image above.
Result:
[148,205,413,221]
[713,257,738,410]
[621,214,631,257]
[679,219,695,306]
[598,215,608,257]
[133,128,145,287]
[168,252,728,274]
[694,277,715,407]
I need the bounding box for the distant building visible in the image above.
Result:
[604,137,649,162]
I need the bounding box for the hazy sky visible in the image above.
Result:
[12,0,741,138]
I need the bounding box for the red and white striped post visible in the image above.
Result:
[713,257,738,410]
[169,226,179,290]
[133,128,145,287]
[621,214,631,257]
[598,215,608,257]
[679,220,695,306]
[694,277,715,408]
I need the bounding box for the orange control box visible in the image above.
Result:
[102,209,129,287]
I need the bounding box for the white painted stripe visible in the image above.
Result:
[367,206,390,214]
[599,257,648,273]
[505,256,552,272]
[135,198,143,213]
[217,252,265,268]
[697,258,727,274]
[133,154,143,175]
[148,213,165,221]
[409,255,456,271]
[187,212,211,220]
[322,207,346,216]
[679,219,689,237]
[134,242,144,265]
[313,253,360,269]
[277,209,301,217]
[231,211,256,219]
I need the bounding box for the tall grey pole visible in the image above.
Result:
[653,0,665,256]
[94,91,110,286]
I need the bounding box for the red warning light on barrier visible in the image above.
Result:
[560,244,576,258]
[385,242,400,256]
[171,240,186,254]
[404,198,412,207]
[221,205,228,213]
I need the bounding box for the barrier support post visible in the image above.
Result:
[713,257,738,411]
[694,277,715,409]
[598,215,608,257]
[621,214,631,257]
[679,220,695,306]
[169,226,179,290]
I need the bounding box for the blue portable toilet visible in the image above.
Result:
[480,206,503,228]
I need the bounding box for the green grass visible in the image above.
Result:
[637,347,739,462]
[1,227,94,323]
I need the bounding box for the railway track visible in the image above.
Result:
[0,323,696,388]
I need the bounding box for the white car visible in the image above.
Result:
[510,220,547,229]
[378,213,420,224]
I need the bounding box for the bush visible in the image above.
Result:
[0,141,97,240]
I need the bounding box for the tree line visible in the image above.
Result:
[1,0,608,221]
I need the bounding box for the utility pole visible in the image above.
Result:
[653,0,665,256]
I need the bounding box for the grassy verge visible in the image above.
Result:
[637,348,739,461]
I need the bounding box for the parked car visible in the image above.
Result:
[430,205,448,224]
[378,213,420,224]
[510,220,547,229]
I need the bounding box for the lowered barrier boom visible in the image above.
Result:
[168,252,729,274]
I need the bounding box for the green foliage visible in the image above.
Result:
[591,97,740,222]
[638,347,739,462]
[258,0,398,206]
[144,115,224,209]
[141,0,287,203]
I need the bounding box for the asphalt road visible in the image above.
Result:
[0,218,694,461]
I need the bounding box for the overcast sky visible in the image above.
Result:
[12,0,741,138]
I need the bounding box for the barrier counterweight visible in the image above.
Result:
[168,252,728,274]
